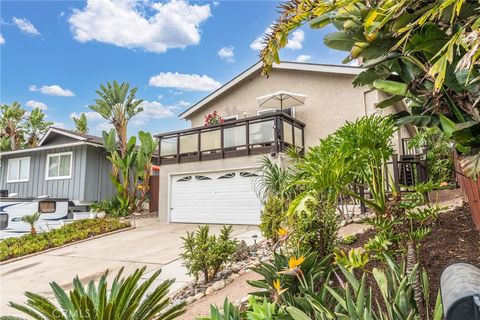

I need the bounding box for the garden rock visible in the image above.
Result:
[193,292,205,301]
[185,296,195,305]
[205,287,215,295]
[212,279,226,291]
[239,269,246,275]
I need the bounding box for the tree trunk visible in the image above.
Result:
[406,241,424,316]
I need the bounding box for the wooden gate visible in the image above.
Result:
[149,175,159,213]
[454,156,480,231]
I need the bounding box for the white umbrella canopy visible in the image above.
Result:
[256,91,306,110]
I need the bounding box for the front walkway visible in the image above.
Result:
[0,218,260,315]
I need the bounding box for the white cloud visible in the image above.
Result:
[12,17,41,36]
[287,30,304,50]
[218,46,235,62]
[177,100,191,107]
[296,54,312,63]
[25,100,48,110]
[132,100,177,126]
[149,72,221,91]
[69,0,211,53]
[0,34,4,45]
[96,121,114,132]
[70,111,104,121]
[29,84,75,97]
[251,27,304,51]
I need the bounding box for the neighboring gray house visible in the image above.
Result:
[0,127,115,205]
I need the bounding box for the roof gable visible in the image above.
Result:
[179,61,362,119]
[38,127,103,147]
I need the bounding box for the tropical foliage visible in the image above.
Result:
[20,212,41,236]
[0,218,130,261]
[181,225,238,283]
[408,127,454,184]
[3,267,185,320]
[259,0,480,178]
[0,102,52,150]
[73,112,89,134]
[89,80,143,158]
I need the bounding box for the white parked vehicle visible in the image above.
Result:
[0,196,69,240]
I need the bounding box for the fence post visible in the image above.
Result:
[392,154,400,192]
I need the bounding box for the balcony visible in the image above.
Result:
[155,112,305,165]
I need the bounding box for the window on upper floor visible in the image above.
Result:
[46,152,73,180]
[7,157,30,183]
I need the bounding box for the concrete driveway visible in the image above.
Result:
[0,218,260,315]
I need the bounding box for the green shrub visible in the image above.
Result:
[289,201,338,256]
[181,225,238,283]
[259,196,285,243]
[341,234,357,245]
[0,218,130,261]
[3,267,185,320]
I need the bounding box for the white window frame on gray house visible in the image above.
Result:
[6,156,30,183]
[45,151,73,180]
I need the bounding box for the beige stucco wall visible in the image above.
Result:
[159,67,413,221]
[158,154,278,222]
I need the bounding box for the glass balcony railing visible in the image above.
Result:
[155,112,305,165]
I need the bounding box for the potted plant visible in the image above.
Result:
[89,202,106,219]
[204,111,224,126]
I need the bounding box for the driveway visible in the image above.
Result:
[0,218,260,315]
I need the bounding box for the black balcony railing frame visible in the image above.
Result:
[155,112,305,165]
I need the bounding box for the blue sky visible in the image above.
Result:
[0,0,344,137]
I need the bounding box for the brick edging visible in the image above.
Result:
[0,225,135,266]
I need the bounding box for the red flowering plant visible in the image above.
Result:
[204,111,224,126]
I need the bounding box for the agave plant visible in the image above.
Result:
[21,212,41,236]
[3,267,185,320]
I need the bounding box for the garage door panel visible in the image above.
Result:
[170,170,262,225]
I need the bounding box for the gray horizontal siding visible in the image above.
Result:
[0,145,115,202]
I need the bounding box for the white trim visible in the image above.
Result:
[179,61,362,119]
[166,165,260,223]
[45,151,73,180]
[38,127,88,146]
[223,115,239,121]
[0,141,102,156]
[6,156,30,183]
[257,108,277,116]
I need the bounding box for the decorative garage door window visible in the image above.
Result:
[195,175,212,181]
[240,172,259,177]
[177,176,192,182]
[218,173,235,179]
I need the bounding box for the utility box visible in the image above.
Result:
[440,263,480,320]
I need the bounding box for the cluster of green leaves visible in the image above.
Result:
[341,234,357,245]
[248,250,332,306]
[0,102,53,151]
[2,267,185,320]
[102,129,157,216]
[181,225,238,283]
[408,127,454,184]
[20,212,41,236]
[259,196,285,243]
[334,248,370,272]
[199,297,284,320]
[287,256,443,320]
[260,0,480,178]
[72,112,89,134]
[0,218,131,261]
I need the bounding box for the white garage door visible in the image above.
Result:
[170,170,262,225]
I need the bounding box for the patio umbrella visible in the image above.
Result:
[256,91,306,110]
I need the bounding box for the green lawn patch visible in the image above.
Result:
[0,218,131,262]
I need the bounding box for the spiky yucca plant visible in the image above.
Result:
[2,267,185,320]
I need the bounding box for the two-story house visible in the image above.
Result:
[154,61,412,225]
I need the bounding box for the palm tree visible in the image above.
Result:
[0,102,25,150]
[21,212,41,236]
[73,112,89,134]
[89,81,143,157]
[256,156,294,203]
[25,108,53,148]
[5,267,186,320]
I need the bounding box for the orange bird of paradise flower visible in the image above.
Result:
[277,227,288,237]
[279,255,305,277]
[272,279,287,295]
